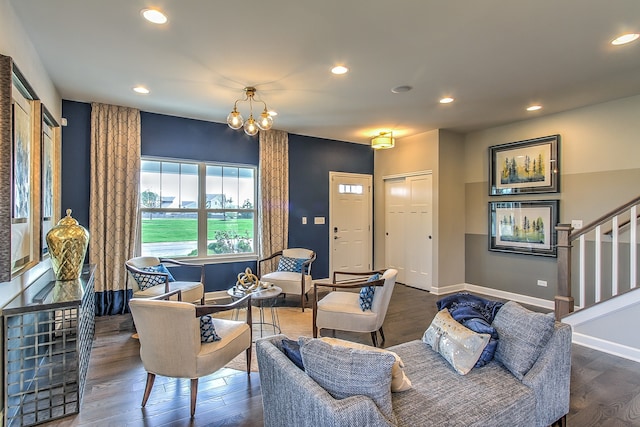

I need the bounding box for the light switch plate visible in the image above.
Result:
[314,217,325,225]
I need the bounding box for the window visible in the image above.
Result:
[140,158,257,259]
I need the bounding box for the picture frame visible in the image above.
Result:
[489,135,559,195]
[489,200,559,257]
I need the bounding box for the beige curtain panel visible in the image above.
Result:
[258,129,289,272]
[90,103,140,314]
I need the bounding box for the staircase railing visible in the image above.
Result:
[555,195,640,320]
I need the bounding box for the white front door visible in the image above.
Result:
[329,172,373,276]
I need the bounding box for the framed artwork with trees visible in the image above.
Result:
[489,200,559,257]
[489,135,559,195]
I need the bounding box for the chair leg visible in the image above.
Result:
[378,327,386,344]
[190,378,198,417]
[370,331,378,347]
[141,372,155,407]
[246,346,252,375]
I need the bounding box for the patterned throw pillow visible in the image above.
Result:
[359,273,381,311]
[277,256,306,273]
[132,264,175,291]
[200,315,222,343]
[422,309,490,375]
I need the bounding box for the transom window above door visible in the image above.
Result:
[139,158,257,260]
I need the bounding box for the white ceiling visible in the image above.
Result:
[9,0,640,144]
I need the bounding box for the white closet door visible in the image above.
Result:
[384,174,432,290]
[385,178,406,283]
[404,175,432,290]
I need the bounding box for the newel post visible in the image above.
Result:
[555,224,574,321]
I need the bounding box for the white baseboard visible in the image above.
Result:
[430,283,554,310]
[572,332,640,364]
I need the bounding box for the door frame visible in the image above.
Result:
[328,171,373,277]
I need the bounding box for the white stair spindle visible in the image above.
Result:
[612,216,618,296]
[632,205,637,289]
[595,225,602,303]
[579,234,586,308]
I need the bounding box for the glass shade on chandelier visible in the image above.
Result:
[371,131,395,149]
[227,87,274,136]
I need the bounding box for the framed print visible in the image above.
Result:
[489,135,559,195]
[489,200,559,257]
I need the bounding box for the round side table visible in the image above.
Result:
[227,285,282,340]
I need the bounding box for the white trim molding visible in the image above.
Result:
[430,282,555,310]
[572,333,640,364]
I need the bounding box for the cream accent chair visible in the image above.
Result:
[312,269,397,347]
[258,248,316,311]
[125,256,205,305]
[129,290,252,417]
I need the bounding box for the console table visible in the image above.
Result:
[2,264,96,427]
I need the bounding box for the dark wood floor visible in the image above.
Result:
[39,284,640,426]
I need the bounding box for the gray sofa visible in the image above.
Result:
[256,303,572,427]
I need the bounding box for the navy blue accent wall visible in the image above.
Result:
[288,134,374,278]
[60,101,373,291]
[141,112,259,164]
[61,101,91,229]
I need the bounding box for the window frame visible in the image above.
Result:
[139,156,258,262]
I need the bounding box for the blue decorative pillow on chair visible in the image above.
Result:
[359,273,381,311]
[132,265,175,291]
[200,315,222,343]
[277,256,306,273]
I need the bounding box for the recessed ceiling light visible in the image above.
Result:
[331,65,349,75]
[391,85,412,93]
[141,9,168,24]
[439,97,454,104]
[526,105,542,111]
[611,33,640,45]
[133,86,150,94]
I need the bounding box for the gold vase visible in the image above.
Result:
[46,209,90,281]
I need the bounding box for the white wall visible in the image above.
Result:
[0,0,61,119]
[464,94,640,299]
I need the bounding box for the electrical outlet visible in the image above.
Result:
[537,280,547,287]
[571,219,583,230]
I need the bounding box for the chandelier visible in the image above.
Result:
[227,87,274,136]
[371,131,395,149]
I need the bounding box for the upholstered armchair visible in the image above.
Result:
[258,248,316,311]
[312,269,398,347]
[129,290,252,417]
[125,256,205,305]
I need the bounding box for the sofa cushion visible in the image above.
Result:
[390,340,536,427]
[492,301,555,380]
[318,336,412,392]
[300,338,397,423]
[422,309,490,375]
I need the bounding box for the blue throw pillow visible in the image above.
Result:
[281,338,304,370]
[359,273,380,311]
[200,315,222,343]
[277,256,306,273]
[144,264,176,282]
[132,264,175,291]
